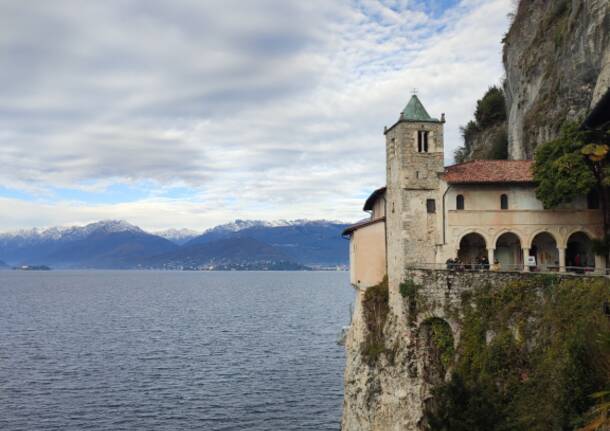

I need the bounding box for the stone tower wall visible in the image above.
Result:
[385,119,444,312]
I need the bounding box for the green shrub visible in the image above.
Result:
[399,278,421,300]
[474,86,507,129]
[361,277,389,363]
[454,86,508,162]
[427,318,455,372]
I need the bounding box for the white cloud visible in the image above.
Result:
[0,0,513,231]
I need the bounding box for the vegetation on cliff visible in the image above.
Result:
[425,276,610,431]
[534,121,610,245]
[361,277,389,363]
[454,86,508,163]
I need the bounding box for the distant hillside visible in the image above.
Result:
[0,219,349,270]
[146,236,309,270]
[185,219,350,267]
[0,260,9,269]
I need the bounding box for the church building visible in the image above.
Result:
[343,95,605,289]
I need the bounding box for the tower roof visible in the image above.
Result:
[400,95,440,122]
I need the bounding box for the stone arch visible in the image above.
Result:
[457,232,488,266]
[529,231,559,271]
[559,227,598,249]
[525,229,557,248]
[456,229,490,248]
[494,231,523,271]
[417,317,455,386]
[492,229,525,248]
[565,230,595,271]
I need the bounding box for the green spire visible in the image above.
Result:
[401,95,439,122]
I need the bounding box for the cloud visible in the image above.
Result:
[0,0,513,231]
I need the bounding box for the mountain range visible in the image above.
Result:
[0,219,350,270]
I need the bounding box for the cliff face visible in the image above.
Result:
[503,0,610,160]
[341,271,532,430]
[341,271,610,430]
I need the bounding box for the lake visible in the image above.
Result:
[0,271,354,431]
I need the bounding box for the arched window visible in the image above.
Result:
[500,194,509,210]
[456,194,465,210]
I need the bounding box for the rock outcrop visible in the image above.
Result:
[503,0,610,159]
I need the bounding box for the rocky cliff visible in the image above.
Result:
[503,0,610,159]
[341,271,610,430]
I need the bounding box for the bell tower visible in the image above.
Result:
[384,94,445,293]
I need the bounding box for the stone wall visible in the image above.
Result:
[385,118,445,316]
[341,269,599,430]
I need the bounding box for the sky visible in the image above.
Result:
[0,0,514,232]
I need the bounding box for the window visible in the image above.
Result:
[417,130,429,153]
[587,190,600,209]
[500,194,509,210]
[456,194,465,210]
[426,199,436,213]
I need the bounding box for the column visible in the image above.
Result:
[595,255,606,275]
[522,247,530,272]
[558,247,566,273]
[487,248,495,270]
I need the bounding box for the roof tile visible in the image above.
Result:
[442,160,534,184]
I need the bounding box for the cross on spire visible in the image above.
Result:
[412,88,419,95]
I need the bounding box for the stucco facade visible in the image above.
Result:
[346,220,386,288]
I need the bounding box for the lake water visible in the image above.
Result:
[0,271,353,431]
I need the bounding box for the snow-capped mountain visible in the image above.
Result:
[0,219,350,269]
[203,219,345,234]
[0,220,175,268]
[0,220,142,242]
[154,228,199,245]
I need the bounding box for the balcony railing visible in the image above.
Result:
[405,262,607,276]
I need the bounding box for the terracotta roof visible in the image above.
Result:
[342,217,385,237]
[442,160,534,184]
[363,187,386,211]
